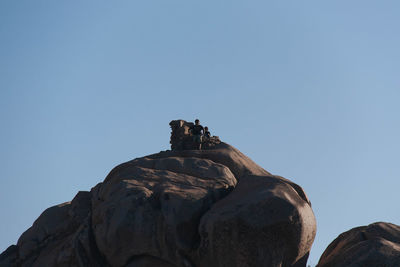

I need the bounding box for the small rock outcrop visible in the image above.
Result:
[1,126,316,267]
[169,120,220,150]
[318,222,400,267]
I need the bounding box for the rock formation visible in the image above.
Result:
[318,222,400,267]
[1,123,316,267]
[169,120,220,150]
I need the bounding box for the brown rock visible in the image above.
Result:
[1,142,316,267]
[318,222,400,267]
[91,156,237,267]
[12,191,108,267]
[197,174,316,267]
[0,245,18,267]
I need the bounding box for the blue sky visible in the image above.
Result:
[1,1,399,265]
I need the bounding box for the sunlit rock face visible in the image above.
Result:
[318,222,400,267]
[1,142,316,267]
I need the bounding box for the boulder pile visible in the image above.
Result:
[0,123,316,267]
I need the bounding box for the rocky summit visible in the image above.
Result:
[0,126,316,267]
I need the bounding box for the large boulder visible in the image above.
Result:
[1,142,316,267]
[318,222,400,267]
[0,190,107,267]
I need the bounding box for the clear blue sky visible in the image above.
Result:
[1,1,399,265]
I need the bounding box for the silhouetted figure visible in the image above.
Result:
[190,119,204,150]
[204,126,211,140]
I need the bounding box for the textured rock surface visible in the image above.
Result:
[1,142,316,267]
[318,222,400,267]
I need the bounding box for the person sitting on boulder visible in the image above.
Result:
[204,126,211,140]
[190,119,204,150]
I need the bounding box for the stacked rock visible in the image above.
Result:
[169,120,221,150]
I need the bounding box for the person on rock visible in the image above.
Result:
[204,126,211,140]
[190,119,204,150]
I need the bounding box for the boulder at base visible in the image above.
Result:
[1,142,316,267]
[318,222,400,267]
